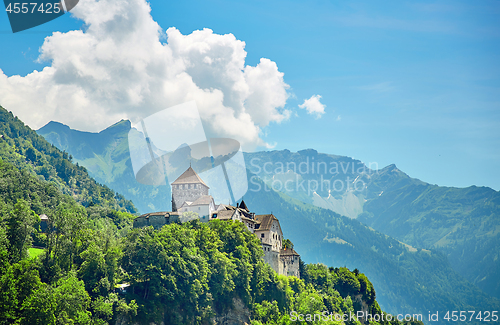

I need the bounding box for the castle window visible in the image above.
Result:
[261,233,264,238]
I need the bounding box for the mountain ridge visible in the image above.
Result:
[0,107,428,325]
[36,118,500,323]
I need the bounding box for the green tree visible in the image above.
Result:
[22,272,91,325]
[180,211,199,223]
[282,239,294,250]
[6,199,38,263]
[78,243,110,296]
[334,267,360,299]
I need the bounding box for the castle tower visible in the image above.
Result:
[171,166,209,212]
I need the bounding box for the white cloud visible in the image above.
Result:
[0,0,291,150]
[299,94,325,118]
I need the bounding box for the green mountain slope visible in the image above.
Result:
[358,165,500,300]
[36,119,500,324]
[244,150,500,300]
[38,120,170,214]
[0,108,419,325]
[0,155,419,325]
[244,175,500,322]
[0,107,136,213]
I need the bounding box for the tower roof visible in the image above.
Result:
[239,200,249,211]
[171,166,209,187]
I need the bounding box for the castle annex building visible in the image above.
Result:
[134,166,300,278]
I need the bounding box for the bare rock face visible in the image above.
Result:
[114,298,250,325]
[354,293,370,325]
[213,297,251,325]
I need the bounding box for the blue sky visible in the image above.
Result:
[0,0,499,190]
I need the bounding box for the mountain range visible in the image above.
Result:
[244,149,500,301]
[36,118,500,323]
[4,106,411,325]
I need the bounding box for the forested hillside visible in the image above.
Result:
[244,176,500,323]
[357,165,500,299]
[38,120,169,213]
[36,121,500,302]
[0,107,136,213]
[0,156,420,324]
[0,107,422,324]
[0,155,138,324]
[245,150,500,300]
[36,117,500,324]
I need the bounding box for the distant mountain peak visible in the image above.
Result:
[100,119,131,134]
[386,163,398,170]
[298,148,318,156]
[38,120,71,133]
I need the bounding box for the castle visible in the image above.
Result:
[133,166,300,278]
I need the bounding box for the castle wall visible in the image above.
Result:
[279,255,300,278]
[133,215,169,229]
[262,246,280,274]
[180,204,211,220]
[172,183,208,211]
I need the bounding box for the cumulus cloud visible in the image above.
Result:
[0,0,291,149]
[299,94,325,118]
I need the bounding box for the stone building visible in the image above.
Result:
[171,166,210,212]
[279,247,301,277]
[133,166,300,278]
[133,211,180,229]
[178,195,216,222]
[212,202,257,233]
[39,214,49,233]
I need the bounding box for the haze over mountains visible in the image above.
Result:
[244,150,500,301]
[37,118,500,323]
